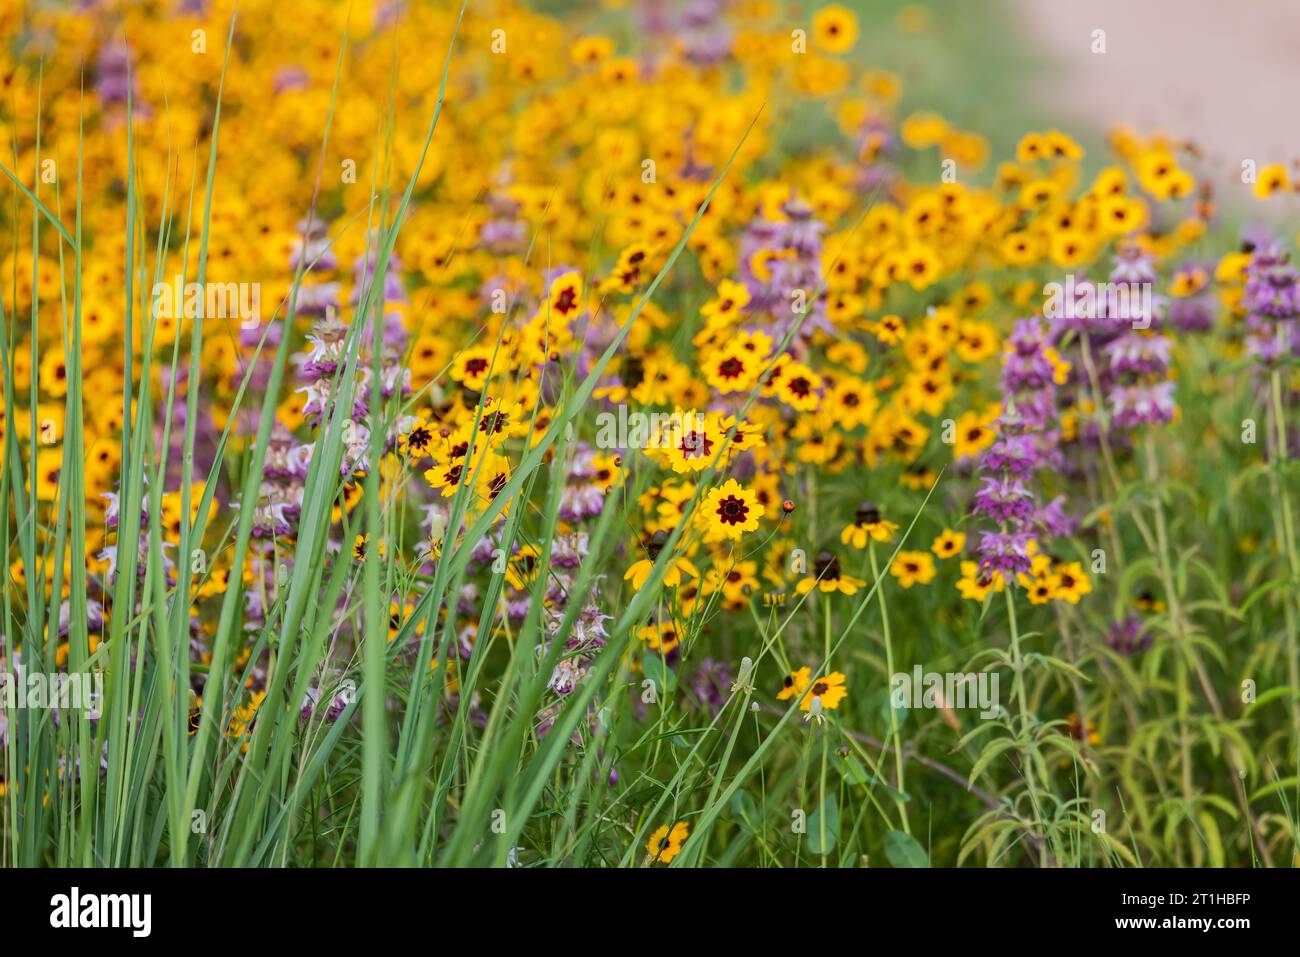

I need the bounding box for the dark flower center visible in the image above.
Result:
[480,410,509,434]
[680,430,713,459]
[813,552,841,580]
[554,288,578,314]
[646,530,667,559]
[855,502,880,525]
[620,356,645,388]
[717,495,749,525]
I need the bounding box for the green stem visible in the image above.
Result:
[818,731,828,869]
[1004,581,1049,867]
[1143,432,1273,866]
[869,542,909,834]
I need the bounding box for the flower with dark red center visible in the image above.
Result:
[715,493,749,526]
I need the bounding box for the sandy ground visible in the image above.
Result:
[1011,0,1300,201]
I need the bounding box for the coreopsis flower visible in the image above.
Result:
[826,376,879,429]
[812,4,859,53]
[1019,554,1057,604]
[772,361,823,413]
[546,270,585,322]
[930,529,966,559]
[1065,713,1102,746]
[950,407,999,461]
[890,551,936,588]
[700,479,764,541]
[703,344,764,393]
[799,671,848,712]
[1050,560,1092,604]
[700,279,751,326]
[956,560,1005,602]
[777,666,811,701]
[397,416,436,460]
[637,619,681,655]
[654,410,722,473]
[646,821,690,864]
[702,559,760,603]
[1253,164,1290,199]
[501,544,543,591]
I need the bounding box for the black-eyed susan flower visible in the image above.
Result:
[840,501,898,548]
[624,530,700,591]
[796,551,865,595]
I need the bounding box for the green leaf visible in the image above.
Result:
[884,829,929,867]
[642,655,678,693]
[729,788,758,823]
[807,794,840,855]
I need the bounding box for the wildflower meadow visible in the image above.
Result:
[1,0,1298,882]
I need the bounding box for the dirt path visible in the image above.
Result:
[1011,0,1300,201]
